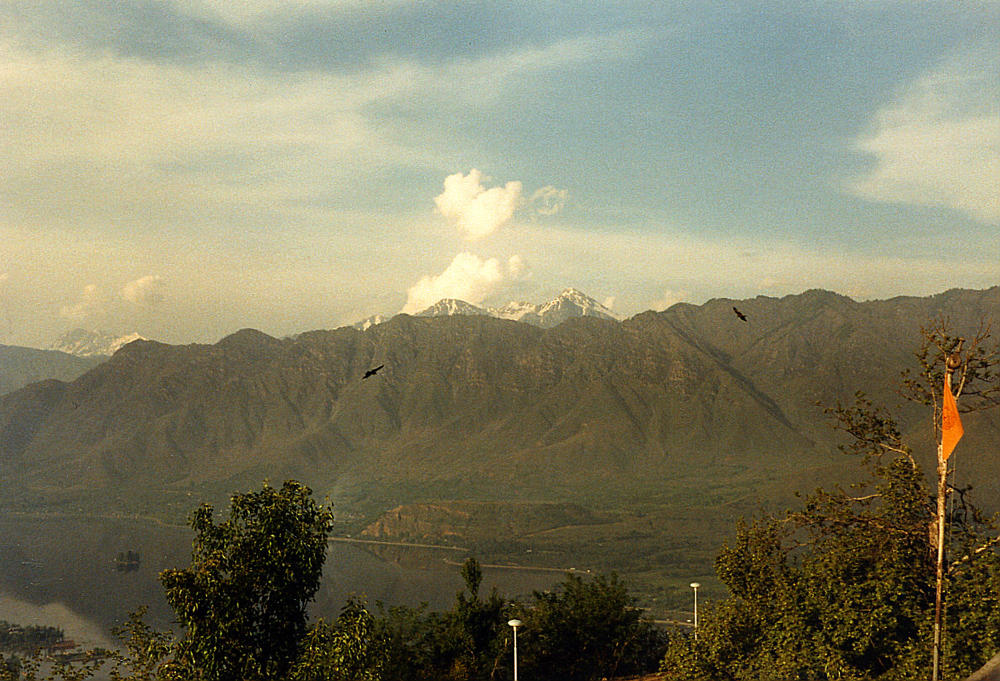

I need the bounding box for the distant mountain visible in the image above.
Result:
[0,345,105,397]
[49,329,146,357]
[2,286,1000,576]
[416,299,493,319]
[494,288,618,327]
[407,288,619,328]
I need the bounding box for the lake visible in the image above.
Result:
[0,515,564,647]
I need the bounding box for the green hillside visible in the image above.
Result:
[1,287,998,608]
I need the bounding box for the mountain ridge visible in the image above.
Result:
[357,287,618,330]
[0,345,106,397]
[48,329,146,358]
[2,286,999,548]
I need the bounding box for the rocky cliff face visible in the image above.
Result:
[1,287,998,518]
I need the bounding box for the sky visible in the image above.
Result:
[1,1,998,348]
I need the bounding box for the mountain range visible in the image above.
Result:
[2,286,999,579]
[0,346,105,397]
[354,288,617,330]
[0,330,145,398]
[49,329,147,358]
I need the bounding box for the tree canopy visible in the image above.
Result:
[160,480,334,681]
[660,321,1000,681]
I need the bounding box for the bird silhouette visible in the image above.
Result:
[732,306,748,322]
[362,364,385,380]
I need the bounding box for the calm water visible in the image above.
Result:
[0,516,561,647]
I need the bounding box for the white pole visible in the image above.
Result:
[513,626,518,681]
[690,582,701,640]
[508,619,522,681]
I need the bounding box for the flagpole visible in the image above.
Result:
[931,439,947,681]
[932,358,963,681]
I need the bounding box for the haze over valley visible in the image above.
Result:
[2,3,999,667]
[2,285,1000,639]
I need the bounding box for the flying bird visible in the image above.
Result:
[362,364,385,380]
[732,306,748,322]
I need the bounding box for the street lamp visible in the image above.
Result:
[508,619,522,681]
[690,582,701,640]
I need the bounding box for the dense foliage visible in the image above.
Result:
[661,322,1000,681]
[376,559,667,681]
[0,483,664,681]
[513,571,666,681]
[0,624,64,653]
[375,558,509,681]
[159,480,334,681]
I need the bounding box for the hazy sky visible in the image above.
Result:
[2,1,998,347]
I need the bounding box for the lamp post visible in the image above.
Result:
[690,582,701,640]
[508,619,522,681]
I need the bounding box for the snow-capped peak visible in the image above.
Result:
[49,329,147,357]
[401,289,618,328]
[415,299,490,318]
[492,301,539,322]
[535,288,617,327]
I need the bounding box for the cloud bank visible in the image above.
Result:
[850,50,1000,224]
[401,252,527,314]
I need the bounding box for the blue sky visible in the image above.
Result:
[1,1,998,347]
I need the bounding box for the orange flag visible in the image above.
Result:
[941,373,964,460]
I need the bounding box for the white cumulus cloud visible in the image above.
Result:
[402,252,529,314]
[434,169,524,240]
[849,49,1000,224]
[60,284,105,321]
[121,275,166,306]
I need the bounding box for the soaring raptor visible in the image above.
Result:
[362,364,385,380]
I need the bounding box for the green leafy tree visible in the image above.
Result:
[373,602,440,681]
[0,650,106,681]
[108,607,180,681]
[452,558,508,681]
[515,572,666,681]
[159,480,334,681]
[0,654,22,681]
[375,558,509,681]
[289,599,385,681]
[660,322,1000,681]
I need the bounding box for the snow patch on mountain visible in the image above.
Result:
[49,329,146,357]
[410,288,619,328]
[350,288,618,330]
[415,299,493,319]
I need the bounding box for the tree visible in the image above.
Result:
[289,599,384,681]
[451,558,509,681]
[659,321,1000,681]
[159,480,334,681]
[516,572,666,681]
[108,607,178,681]
[375,558,509,681]
[0,655,21,681]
